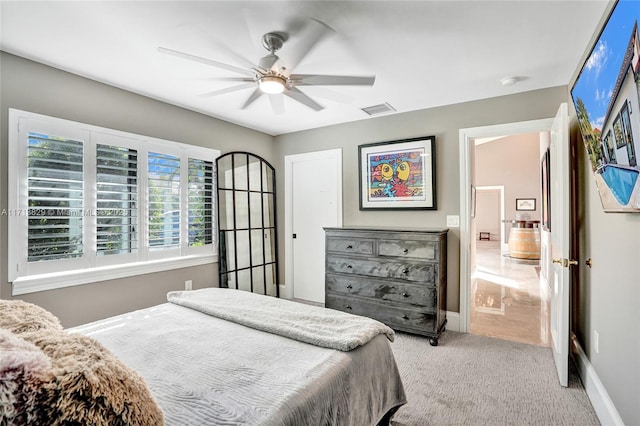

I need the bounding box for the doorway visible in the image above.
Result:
[469,134,550,346]
[459,120,554,340]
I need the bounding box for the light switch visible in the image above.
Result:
[446,215,460,228]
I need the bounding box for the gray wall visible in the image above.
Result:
[0,52,274,326]
[571,85,640,425]
[273,86,566,312]
[567,0,640,422]
[476,133,542,222]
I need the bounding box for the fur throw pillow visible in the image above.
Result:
[0,299,63,334]
[0,329,53,425]
[22,331,165,426]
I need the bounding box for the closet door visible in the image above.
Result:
[217,152,278,297]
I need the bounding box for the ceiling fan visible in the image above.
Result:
[158,19,375,113]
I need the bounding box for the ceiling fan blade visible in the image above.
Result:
[203,77,255,83]
[284,18,334,71]
[158,47,255,77]
[241,88,264,109]
[175,24,259,71]
[241,7,266,51]
[284,87,324,111]
[200,82,256,98]
[291,74,376,86]
[268,94,285,115]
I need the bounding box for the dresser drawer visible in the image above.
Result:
[326,255,436,283]
[326,274,436,307]
[326,294,436,332]
[326,237,374,255]
[378,239,436,260]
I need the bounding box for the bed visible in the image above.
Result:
[1,288,406,425]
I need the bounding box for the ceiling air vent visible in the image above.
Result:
[361,102,396,116]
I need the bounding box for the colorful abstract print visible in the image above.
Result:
[367,149,425,201]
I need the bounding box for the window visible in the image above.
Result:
[604,130,617,164]
[613,115,625,149]
[188,158,214,247]
[27,133,84,262]
[96,144,138,256]
[148,152,181,252]
[8,109,220,295]
[620,102,636,167]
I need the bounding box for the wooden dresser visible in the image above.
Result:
[324,227,448,346]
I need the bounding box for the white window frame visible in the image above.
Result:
[8,109,219,295]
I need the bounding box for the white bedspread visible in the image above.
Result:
[167,288,395,351]
[72,294,406,426]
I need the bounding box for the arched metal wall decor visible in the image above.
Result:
[216,152,279,297]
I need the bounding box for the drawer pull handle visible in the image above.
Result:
[402,314,409,320]
[402,268,409,274]
[345,305,352,310]
[403,248,409,254]
[346,284,353,289]
[346,245,353,249]
[402,292,409,298]
[347,265,353,270]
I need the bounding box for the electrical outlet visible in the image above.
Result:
[446,215,460,228]
[185,280,193,291]
[594,330,599,354]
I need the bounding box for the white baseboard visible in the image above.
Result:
[571,334,624,426]
[279,284,291,299]
[445,311,460,332]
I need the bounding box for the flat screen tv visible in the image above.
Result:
[571,0,640,212]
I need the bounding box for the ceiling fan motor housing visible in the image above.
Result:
[262,32,285,53]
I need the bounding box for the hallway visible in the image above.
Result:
[470,240,551,347]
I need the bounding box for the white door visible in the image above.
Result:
[285,149,342,303]
[546,103,571,386]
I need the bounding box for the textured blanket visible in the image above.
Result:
[73,303,406,426]
[167,288,394,351]
[0,300,164,426]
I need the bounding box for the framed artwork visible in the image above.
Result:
[570,0,640,212]
[358,136,436,210]
[541,148,551,231]
[516,198,536,211]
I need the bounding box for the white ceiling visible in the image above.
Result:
[0,1,608,136]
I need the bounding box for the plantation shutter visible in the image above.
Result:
[148,152,181,250]
[96,144,138,255]
[188,158,214,247]
[27,132,84,262]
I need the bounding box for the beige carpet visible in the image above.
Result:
[390,331,599,425]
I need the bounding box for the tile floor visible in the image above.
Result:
[470,240,551,347]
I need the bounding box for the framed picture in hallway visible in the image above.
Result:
[516,198,536,211]
[541,148,551,231]
[358,136,436,210]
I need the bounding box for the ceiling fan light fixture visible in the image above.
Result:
[259,75,286,94]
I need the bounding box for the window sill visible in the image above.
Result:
[11,254,217,296]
